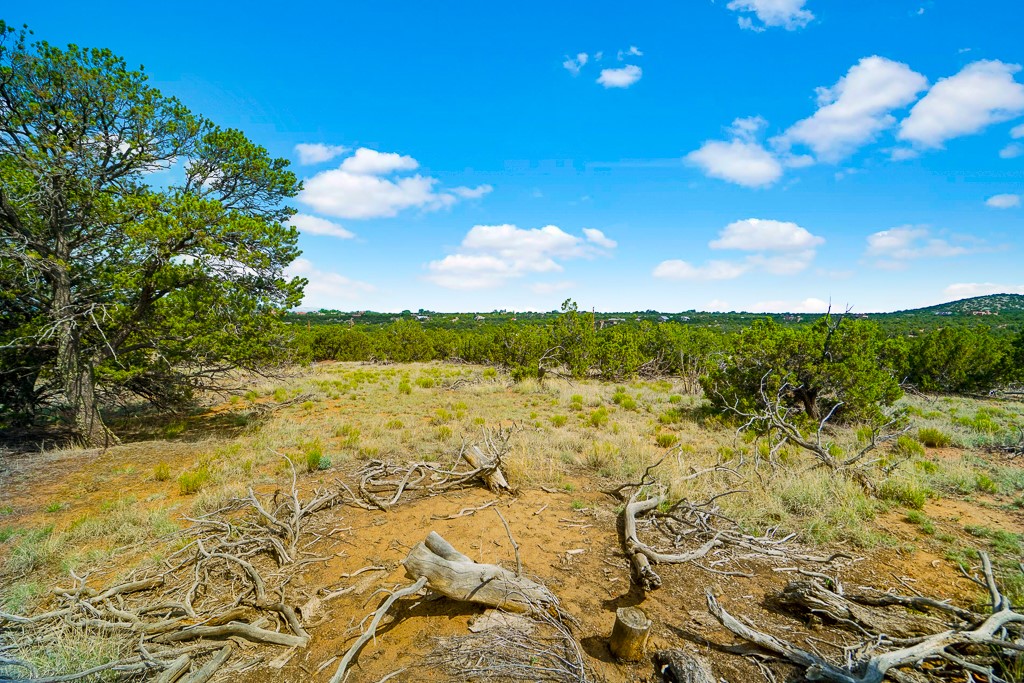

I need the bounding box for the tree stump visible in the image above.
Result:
[653,649,715,683]
[402,531,555,613]
[609,606,651,662]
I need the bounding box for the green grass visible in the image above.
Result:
[655,433,679,448]
[550,414,568,427]
[153,462,171,482]
[178,466,211,495]
[302,439,324,472]
[918,427,953,448]
[905,509,936,534]
[45,502,67,513]
[877,477,929,510]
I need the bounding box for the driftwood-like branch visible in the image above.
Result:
[403,532,556,613]
[329,576,428,683]
[707,551,1024,683]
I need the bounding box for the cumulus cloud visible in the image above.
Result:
[597,65,643,88]
[294,143,348,165]
[1012,123,1024,138]
[339,148,418,175]
[709,218,825,252]
[986,193,1021,208]
[582,228,617,249]
[778,56,928,162]
[865,226,982,269]
[653,218,824,281]
[563,53,588,76]
[945,282,1024,298]
[285,257,375,308]
[287,213,355,239]
[299,148,485,219]
[685,139,783,187]
[426,224,616,289]
[898,60,1024,148]
[726,0,814,31]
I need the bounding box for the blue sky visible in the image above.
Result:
[12,0,1024,312]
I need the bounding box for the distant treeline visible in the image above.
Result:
[292,302,1024,396]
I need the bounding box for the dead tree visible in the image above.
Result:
[706,551,1024,683]
[403,532,557,613]
[721,373,909,491]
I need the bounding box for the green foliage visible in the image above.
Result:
[918,427,952,448]
[589,406,610,428]
[0,23,305,442]
[178,466,211,495]
[552,300,596,379]
[701,316,903,426]
[302,440,324,472]
[890,434,925,458]
[907,327,1012,393]
[550,414,568,427]
[655,433,678,448]
[877,477,929,509]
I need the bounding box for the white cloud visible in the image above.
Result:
[339,148,418,175]
[945,282,1024,298]
[685,139,783,187]
[285,257,375,308]
[865,226,980,268]
[898,60,1024,148]
[726,0,814,30]
[652,259,749,281]
[778,56,928,162]
[426,224,616,289]
[728,116,768,142]
[287,213,355,239]
[294,143,348,165]
[617,46,643,60]
[300,171,454,219]
[890,147,920,161]
[450,184,493,199]
[597,65,643,89]
[654,218,824,281]
[563,53,588,76]
[986,193,1021,208]
[1000,143,1024,159]
[583,228,617,249]
[709,218,825,252]
[299,148,483,219]
[1012,123,1024,138]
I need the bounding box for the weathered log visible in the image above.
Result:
[402,531,555,613]
[622,494,721,591]
[153,654,191,683]
[653,649,715,683]
[609,606,651,662]
[463,445,510,492]
[182,645,232,683]
[152,620,308,648]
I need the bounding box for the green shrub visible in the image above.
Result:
[878,478,929,510]
[975,473,998,494]
[153,463,171,482]
[435,425,453,441]
[178,466,211,495]
[385,419,404,429]
[398,381,412,395]
[589,406,609,428]
[891,434,925,459]
[272,387,288,402]
[550,414,568,427]
[415,376,435,389]
[655,433,678,448]
[668,394,682,404]
[302,440,324,472]
[918,427,952,448]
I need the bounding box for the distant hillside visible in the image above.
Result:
[897,294,1024,316]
